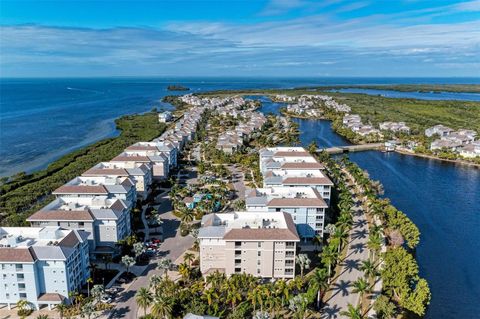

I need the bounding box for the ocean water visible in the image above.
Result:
[331,88,480,101]
[1,77,479,177]
[1,79,480,318]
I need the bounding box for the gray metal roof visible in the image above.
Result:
[198,226,226,239]
[245,197,268,206]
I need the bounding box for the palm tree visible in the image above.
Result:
[121,255,136,275]
[360,260,377,281]
[332,228,349,253]
[81,302,95,319]
[158,258,173,278]
[225,283,242,310]
[296,253,311,278]
[288,294,309,319]
[312,234,322,251]
[309,268,329,309]
[86,277,93,298]
[367,232,382,262]
[321,246,338,280]
[340,303,363,319]
[136,287,153,317]
[248,286,262,312]
[183,252,195,266]
[178,263,191,282]
[274,279,290,306]
[36,315,49,319]
[151,294,173,319]
[91,284,105,304]
[54,302,67,319]
[352,277,370,306]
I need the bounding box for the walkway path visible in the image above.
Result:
[321,176,370,318]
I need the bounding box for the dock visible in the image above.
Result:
[317,143,384,154]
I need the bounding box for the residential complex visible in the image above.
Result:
[342,114,382,137]
[425,125,479,157]
[52,175,136,210]
[259,147,332,202]
[27,196,131,255]
[245,187,328,239]
[0,227,90,310]
[198,211,300,279]
[83,162,152,199]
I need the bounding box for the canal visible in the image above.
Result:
[256,96,480,319]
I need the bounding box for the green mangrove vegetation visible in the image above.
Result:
[0,112,167,226]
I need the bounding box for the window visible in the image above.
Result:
[286,242,295,248]
[257,269,261,274]
[257,242,262,248]
[17,274,24,280]
[275,208,281,212]
[257,260,261,265]
[18,283,25,291]
[79,222,85,227]
[15,264,23,271]
[257,251,261,257]
[235,241,241,247]
[19,293,27,300]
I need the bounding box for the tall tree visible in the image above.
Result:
[296,254,311,278]
[135,287,153,317]
[309,268,329,309]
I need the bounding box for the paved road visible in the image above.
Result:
[110,193,194,319]
[321,193,370,319]
[227,164,246,201]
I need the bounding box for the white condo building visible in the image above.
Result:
[0,227,90,310]
[83,162,152,199]
[245,187,328,239]
[28,196,131,255]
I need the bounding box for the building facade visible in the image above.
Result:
[198,212,300,279]
[0,227,90,310]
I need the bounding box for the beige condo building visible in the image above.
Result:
[198,211,300,279]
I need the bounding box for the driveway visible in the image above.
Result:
[109,193,194,319]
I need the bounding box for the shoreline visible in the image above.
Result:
[281,111,480,168]
[394,149,480,168]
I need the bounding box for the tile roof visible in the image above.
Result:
[53,185,108,195]
[126,145,158,151]
[223,213,299,241]
[27,210,94,222]
[112,155,150,162]
[82,168,129,176]
[273,151,310,157]
[283,177,333,186]
[268,197,328,208]
[281,162,325,169]
[0,247,36,262]
[37,293,66,303]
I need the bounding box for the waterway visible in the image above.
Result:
[331,88,480,101]
[256,96,480,319]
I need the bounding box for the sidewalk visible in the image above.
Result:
[320,171,371,319]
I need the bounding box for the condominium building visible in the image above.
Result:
[52,175,136,210]
[125,141,178,169]
[198,211,300,279]
[27,196,131,255]
[83,162,152,199]
[259,147,333,203]
[0,227,90,310]
[245,187,328,239]
[112,152,169,180]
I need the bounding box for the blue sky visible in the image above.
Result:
[1,0,479,77]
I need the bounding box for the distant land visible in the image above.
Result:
[167,84,190,91]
